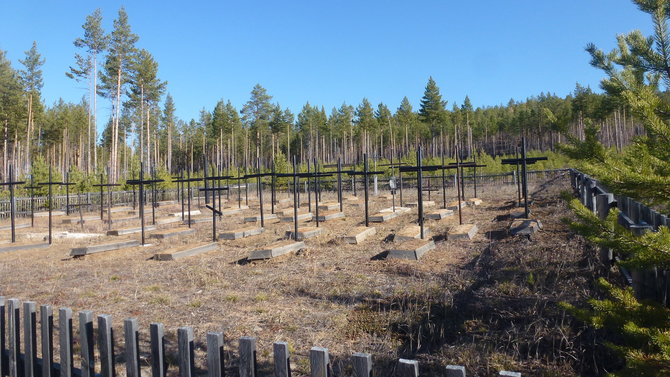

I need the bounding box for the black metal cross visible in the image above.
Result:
[172,172,202,227]
[0,165,25,243]
[62,171,76,216]
[324,158,355,212]
[200,158,229,242]
[348,154,384,227]
[126,163,164,245]
[92,173,120,230]
[38,166,63,245]
[399,148,429,239]
[24,178,40,228]
[443,158,486,225]
[501,136,548,219]
[243,158,274,228]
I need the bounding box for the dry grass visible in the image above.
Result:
[0,172,605,376]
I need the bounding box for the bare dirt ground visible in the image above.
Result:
[0,171,606,376]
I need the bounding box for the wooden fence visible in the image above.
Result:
[570,169,670,305]
[0,297,521,377]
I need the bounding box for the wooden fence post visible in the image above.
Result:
[239,336,257,377]
[178,327,194,377]
[273,342,290,377]
[79,311,95,377]
[309,347,329,377]
[58,308,73,377]
[40,305,53,377]
[445,365,466,377]
[352,353,371,377]
[397,359,419,377]
[124,319,140,377]
[150,323,166,377]
[8,298,19,377]
[23,302,36,377]
[206,332,224,377]
[97,315,114,377]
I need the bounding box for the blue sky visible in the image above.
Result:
[0,0,653,132]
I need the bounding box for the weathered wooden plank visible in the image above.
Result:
[239,336,256,377]
[40,305,54,377]
[352,352,372,377]
[273,342,290,377]
[397,359,419,377]
[150,323,166,377]
[124,318,140,377]
[178,327,194,377]
[58,308,73,377]
[8,298,19,377]
[309,347,329,377]
[23,302,37,377]
[0,297,5,377]
[79,311,95,377]
[97,315,114,377]
[206,332,224,377]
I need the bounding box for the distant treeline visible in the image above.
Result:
[0,8,642,183]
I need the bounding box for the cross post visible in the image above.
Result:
[0,165,25,243]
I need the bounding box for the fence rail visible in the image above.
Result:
[0,297,520,377]
[570,169,670,306]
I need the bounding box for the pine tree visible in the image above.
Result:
[19,41,45,175]
[67,9,107,173]
[241,84,273,163]
[419,77,448,140]
[162,93,176,172]
[355,98,376,156]
[563,1,670,374]
[126,49,166,168]
[99,7,138,181]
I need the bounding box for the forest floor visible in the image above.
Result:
[0,170,613,376]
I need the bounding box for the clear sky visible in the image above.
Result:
[0,0,653,133]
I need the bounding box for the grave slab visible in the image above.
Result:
[342,226,376,244]
[316,211,345,222]
[149,227,195,239]
[426,208,454,220]
[447,201,467,210]
[219,226,265,240]
[387,239,435,260]
[70,239,141,256]
[34,211,66,217]
[448,224,479,240]
[405,201,436,208]
[510,219,543,236]
[0,223,29,231]
[103,216,137,224]
[249,240,305,260]
[157,200,178,206]
[156,217,182,225]
[244,213,279,223]
[317,202,340,211]
[107,225,156,236]
[154,242,219,261]
[280,212,313,222]
[183,217,213,225]
[109,206,133,213]
[370,211,400,223]
[221,207,247,216]
[169,210,201,217]
[62,216,100,225]
[467,198,483,206]
[285,226,323,240]
[394,225,430,242]
[0,242,50,254]
[280,208,309,216]
[379,206,411,214]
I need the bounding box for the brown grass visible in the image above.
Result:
[0,172,606,376]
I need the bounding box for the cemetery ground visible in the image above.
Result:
[0,173,610,376]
